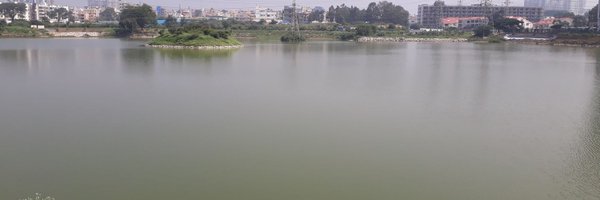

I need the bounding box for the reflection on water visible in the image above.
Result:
[580,78,600,197]
[557,49,600,199]
[569,51,600,198]
[157,48,236,60]
[156,48,237,75]
[121,48,156,74]
[1,39,600,200]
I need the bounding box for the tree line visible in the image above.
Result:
[324,1,409,26]
[0,2,118,24]
[282,1,409,26]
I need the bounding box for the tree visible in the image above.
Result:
[30,20,44,25]
[308,8,325,22]
[40,16,50,23]
[326,6,335,22]
[409,23,421,30]
[327,1,408,25]
[378,1,409,26]
[118,4,157,34]
[0,3,26,23]
[48,8,71,23]
[489,10,505,26]
[550,23,563,31]
[99,7,117,21]
[355,24,376,36]
[67,12,76,25]
[348,6,364,23]
[474,25,492,37]
[365,2,380,23]
[164,15,178,28]
[493,18,523,33]
[334,5,350,23]
[546,10,575,18]
[573,15,587,27]
[588,5,598,27]
[269,19,278,25]
[0,20,6,32]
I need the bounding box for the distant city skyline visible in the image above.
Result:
[54,0,529,14]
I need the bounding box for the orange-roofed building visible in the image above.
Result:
[441,17,489,29]
[534,17,556,29]
[505,16,534,29]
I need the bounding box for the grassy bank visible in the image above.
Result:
[0,26,47,37]
[550,33,600,46]
[500,33,600,47]
[149,29,241,47]
[231,30,345,41]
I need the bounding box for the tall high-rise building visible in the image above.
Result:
[524,0,591,14]
[87,0,126,10]
[524,0,545,7]
[569,0,585,14]
[418,1,543,28]
[88,0,108,7]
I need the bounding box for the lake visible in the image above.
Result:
[0,38,599,200]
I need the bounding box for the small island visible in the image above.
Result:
[147,27,242,49]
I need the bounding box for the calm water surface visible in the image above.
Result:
[0,38,599,200]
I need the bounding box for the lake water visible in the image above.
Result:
[0,38,599,200]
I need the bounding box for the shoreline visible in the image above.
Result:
[5,35,600,48]
[506,40,600,48]
[145,44,243,49]
[357,37,468,43]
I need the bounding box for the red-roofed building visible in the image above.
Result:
[505,16,534,29]
[534,17,556,29]
[441,17,459,28]
[441,17,489,29]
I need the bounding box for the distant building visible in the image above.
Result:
[282,5,311,24]
[88,0,127,11]
[156,6,166,18]
[254,6,279,22]
[524,0,591,15]
[418,1,543,28]
[441,17,489,29]
[88,0,108,8]
[533,16,574,28]
[234,10,254,21]
[0,2,33,22]
[524,0,544,8]
[75,7,102,22]
[506,16,534,29]
[409,15,418,25]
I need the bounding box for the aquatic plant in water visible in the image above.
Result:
[19,193,55,200]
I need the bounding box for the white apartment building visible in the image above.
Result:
[254,6,279,22]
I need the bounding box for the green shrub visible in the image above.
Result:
[10,20,30,27]
[355,24,377,36]
[473,25,492,37]
[0,20,6,32]
[487,35,504,43]
[280,32,305,42]
[338,32,357,41]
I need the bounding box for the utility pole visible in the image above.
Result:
[503,0,510,17]
[597,0,600,31]
[292,0,300,35]
[482,0,493,27]
[435,1,444,28]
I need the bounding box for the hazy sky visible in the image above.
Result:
[55,0,526,13]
